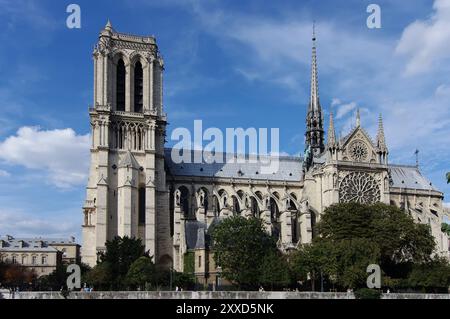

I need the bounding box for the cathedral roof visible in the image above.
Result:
[389,165,439,191]
[165,148,303,182]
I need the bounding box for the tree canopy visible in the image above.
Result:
[317,202,435,265]
[291,202,439,290]
[211,216,279,289]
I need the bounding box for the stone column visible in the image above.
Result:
[125,63,131,112]
[145,175,156,257]
[260,210,272,234]
[280,211,293,245]
[95,174,108,253]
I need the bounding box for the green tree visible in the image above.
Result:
[125,256,155,290]
[332,238,380,289]
[83,262,114,290]
[259,251,290,290]
[290,241,336,291]
[446,172,450,184]
[98,236,148,289]
[211,216,277,289]
[442,223,450,236]
[407,256,450,293]
[317,203,435,266]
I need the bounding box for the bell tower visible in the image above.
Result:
[82,21,170,267]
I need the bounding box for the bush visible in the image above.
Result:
[354,288,382,299]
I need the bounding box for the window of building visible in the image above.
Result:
[116,59,126,111]
[134,61,143,113]
[32,256,37,265]
[138,187,146,224]
[198,256,201,268]
[12,255,17,264]
[42,255,47,265]
[22,255,27,265]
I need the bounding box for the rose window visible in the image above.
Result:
[349,141,369,162]
[339,172,381,204]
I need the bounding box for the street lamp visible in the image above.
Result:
[216,266,222,291]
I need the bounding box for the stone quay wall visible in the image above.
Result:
[2,291,449,299]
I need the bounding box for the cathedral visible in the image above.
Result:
[82,22,449,284]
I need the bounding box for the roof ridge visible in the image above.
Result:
[165,147,303,161]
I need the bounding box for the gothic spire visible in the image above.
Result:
[356,108,361,127]
[305,23,325,156]
[376,113,387,151]
[327,111,336,148]
[309,22,320,113]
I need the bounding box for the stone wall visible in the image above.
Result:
[2,291,449,299]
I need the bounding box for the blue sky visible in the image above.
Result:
[0,0,448,241]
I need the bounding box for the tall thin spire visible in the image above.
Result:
[305,22,325,156]
[376,113,387,151]
[356,108,361,127]
[309,22,320,113]
[327,111,336,147]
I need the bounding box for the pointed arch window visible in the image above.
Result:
[134,61,143,113]
[138,186,146,224]
[116,59,126,111]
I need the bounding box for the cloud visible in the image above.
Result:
[335,101,358,120]
[395,0,450,76]
[0,169,10,177]
[0,126,90,188]
[0,209,80,240]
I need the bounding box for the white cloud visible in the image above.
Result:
[331,98,341,107]
[0,169,10,177]
[0,126,90,188]
[395,0,450,76]
[335,101,357,120]
[0,209,80,240]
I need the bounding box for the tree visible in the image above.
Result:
[97,236,149,289]
[2,264,36,289]
[37,264,68,291]
[259,251,290,290]
[83,262,114,290]
[125,256,155,290]
[446,172,450,184]
[211,216,277,289]
[442,223,450,236]
[407,256,450,293]
[317,203,435,267]
[331,238,380,289]
[290,241,336,291]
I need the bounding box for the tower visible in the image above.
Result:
[305,25,325,156]
[82,21,170,267]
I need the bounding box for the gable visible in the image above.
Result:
[341,127,378,163]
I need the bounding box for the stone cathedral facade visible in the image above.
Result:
[82,23,449,284]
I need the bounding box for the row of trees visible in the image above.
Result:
[0,237,195,291]
[2,202,448,292]
[211,203,450,292]
[0,261,37,290]
[81,237,195,291]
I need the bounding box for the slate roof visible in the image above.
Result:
[388,165,439,191]
[164,150,440,192]
[165,148,303,181]
[0,236,77,252]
